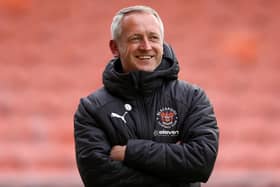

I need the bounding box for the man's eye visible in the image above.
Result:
[150,36,160,41]
[130,37,141,41]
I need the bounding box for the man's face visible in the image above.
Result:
[110,12,164,72]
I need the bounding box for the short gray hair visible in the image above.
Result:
[111,5,164,40]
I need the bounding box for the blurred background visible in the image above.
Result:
[0,0,280,186]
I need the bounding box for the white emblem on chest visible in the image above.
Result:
[111,104,132,124]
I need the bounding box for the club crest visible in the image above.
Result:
[156,107,178,128]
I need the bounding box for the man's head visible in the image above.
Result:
[109,5,164,73]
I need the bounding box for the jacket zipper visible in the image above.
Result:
[136,95,151,139]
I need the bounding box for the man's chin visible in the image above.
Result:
[136,65,157,72]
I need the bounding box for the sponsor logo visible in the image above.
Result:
[156,107,178,129]
[110,104,132,124]
[153,130,179,137]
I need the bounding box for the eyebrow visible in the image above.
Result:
[128,32,160,37]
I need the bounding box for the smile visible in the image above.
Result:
[136,55,153,60]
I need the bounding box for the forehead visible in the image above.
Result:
[120,12,161,35]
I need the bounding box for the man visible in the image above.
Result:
[74,5,219,187]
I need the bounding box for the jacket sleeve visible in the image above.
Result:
[74,98,166,187]
[124,87,219,183]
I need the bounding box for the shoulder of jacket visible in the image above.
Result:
[80,87,116,109]
[166,80,207,105]
[169,80,203,93]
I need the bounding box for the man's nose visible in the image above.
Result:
[139,38,152,50]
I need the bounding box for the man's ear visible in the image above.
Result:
[109,40,120,57]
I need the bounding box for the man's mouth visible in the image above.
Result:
[136,55,153,60]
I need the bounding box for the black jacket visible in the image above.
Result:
[74,44,219,187]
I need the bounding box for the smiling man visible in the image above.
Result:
[74,5,219,187]
[109,10,163,72]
